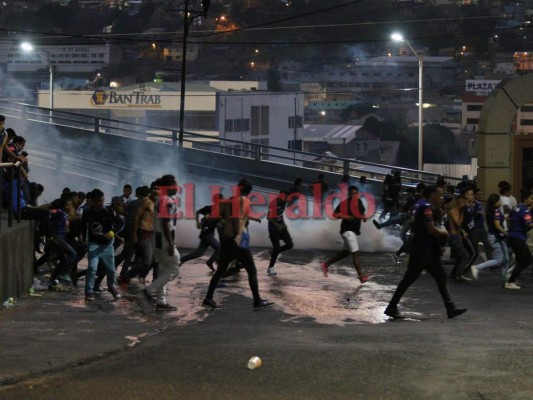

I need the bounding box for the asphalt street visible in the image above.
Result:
[1,248,533,400]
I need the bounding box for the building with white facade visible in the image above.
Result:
[218,92,305,159]
[0,43,121,73]
[462,79,533,134]
[280,56,457,95]
[36,81,275,145]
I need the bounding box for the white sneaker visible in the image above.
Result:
[504,282,521,290]
[470,265,479,280]
[267,267,277,276]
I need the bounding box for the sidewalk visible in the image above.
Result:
[0,288,159,386]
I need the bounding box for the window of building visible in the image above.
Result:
[466,118,479,124]
[233,118,250,131]
[289,116,303,128]
[466,104,483,111]
[225,119,233,132]
[288,139,302,151]
[520,119,533,125]
[521,105,533,112]
[251,106,269,136]
[364,142,368,151]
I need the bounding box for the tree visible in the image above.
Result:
[267,67,282,92]
[363,116,381,135]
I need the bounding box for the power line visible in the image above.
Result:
[0,0,366,45]
[189,0,367,39]
[0,20,522,48]
[1,15,499,43]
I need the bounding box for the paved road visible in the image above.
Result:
[1,249,533,400]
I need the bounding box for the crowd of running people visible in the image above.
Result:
[3,113,532,317]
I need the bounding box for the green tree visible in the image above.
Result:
[267,67,281,92]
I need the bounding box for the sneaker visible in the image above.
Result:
[372,220,382,230]
[58,273,72,283]
[267,267,277,276]
[360,275,370,283]
[392,254,401,265]
[156,303,178,312]
[85,294,95,302]
[470,265,479,280]
[447,308,468,319]
[202,298,219,310]
[320,262,328,278]
[254,299,274,311]
[206,261,216,271]
[109,288,122,299]
[384,305,404,320]
[504,282,521,290]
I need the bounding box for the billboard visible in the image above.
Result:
[465,80,501,96]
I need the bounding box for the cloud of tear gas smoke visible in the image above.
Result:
[349,45,369,62]
[1,81,399,253]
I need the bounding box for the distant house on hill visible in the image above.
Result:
[302,124,380,162]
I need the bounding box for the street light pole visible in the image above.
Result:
[178,0,190,146]
[391,33,424,172]
[20,42,53,112]
[49,63,54,111]
[178,0,210,147]
[417,55,423,172]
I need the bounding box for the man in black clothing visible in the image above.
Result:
[384,185,467,319]
[202,179,273,311]
[266,190,294,276]
[81,189,124,301]
[180,193,224,271]
[320,186,369,283]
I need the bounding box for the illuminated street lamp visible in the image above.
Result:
[391,32,424,172]
[20,42,54,111]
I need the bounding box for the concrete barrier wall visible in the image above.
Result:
[0,219,34,301]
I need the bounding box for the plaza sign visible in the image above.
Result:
[465,80,501,96]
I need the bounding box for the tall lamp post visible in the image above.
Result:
[391,33,424,172]
[178,0,211,146]
[20,42,54,111]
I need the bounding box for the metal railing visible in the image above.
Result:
[0,100,461,186]
[0,162,23,230]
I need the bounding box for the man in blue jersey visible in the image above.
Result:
[503,190,533,289]
[47,201,78,291]
[384,185,467,319]
[461,187,479,274]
